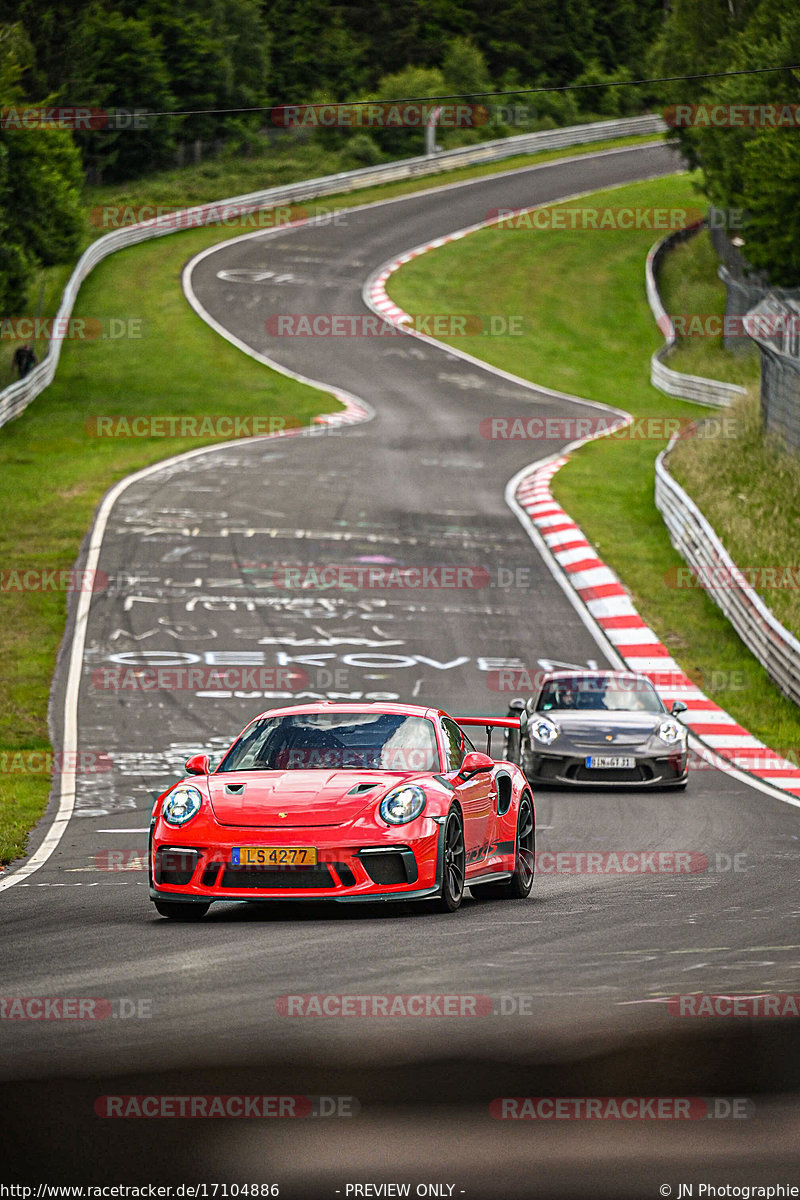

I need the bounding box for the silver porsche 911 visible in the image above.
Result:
[506,670,689,789]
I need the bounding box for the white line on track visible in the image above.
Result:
[97,828,150,834]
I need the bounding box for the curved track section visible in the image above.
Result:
[3,143,800,1190]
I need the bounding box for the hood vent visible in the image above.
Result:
[347,782,380,796]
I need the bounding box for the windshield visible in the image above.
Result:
[218,711,441,772]
[537,676,664,714]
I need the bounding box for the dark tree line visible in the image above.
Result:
[3,0,798,321]
[2,0,663,183]
[0,0,668,313]
[650,0,800,285]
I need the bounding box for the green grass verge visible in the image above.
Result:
[668,394,800,638]
[0,129,661,867]
[388,173,800,754]
[656,228,760,387]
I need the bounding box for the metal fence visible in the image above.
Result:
[0,113,666,433]
[708,209,800,355]
[708,210,769,354]
[746,296,800,456]
[655,437,800,708]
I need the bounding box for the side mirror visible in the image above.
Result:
[457,751,494,781]
[671,701,688,717]
[185,753,210,776]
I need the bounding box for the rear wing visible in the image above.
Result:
[456,713,528,758]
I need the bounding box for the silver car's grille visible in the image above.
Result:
[571,733,650,748]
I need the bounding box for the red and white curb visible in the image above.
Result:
[370,234,469,328]
[366,225,800,804]
[315,396,372,426]
[514,458,800,797]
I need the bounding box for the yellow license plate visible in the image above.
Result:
[232,846,317,867]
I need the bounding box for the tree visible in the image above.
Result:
[656,0,800,284]
[0,23,83,313]
[442,37,490,98]
[372,64,447,156]
[740,131,800,284]
[262,0,367,104]
[66,5,175,182]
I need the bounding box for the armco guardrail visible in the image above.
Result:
[0,114,665,432]
[655,436,800,707]
[646,223,747,408]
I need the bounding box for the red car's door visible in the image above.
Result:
[440,717,496,867]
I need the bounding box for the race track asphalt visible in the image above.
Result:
[3,141,799,1194]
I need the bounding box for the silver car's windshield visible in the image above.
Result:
[537,677,664,714]
[218,712,440,772]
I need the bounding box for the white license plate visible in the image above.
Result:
[586,755,636,770]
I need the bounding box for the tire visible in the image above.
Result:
[471,795,535,901]
[434,807,466,913]
[154,901,210,921]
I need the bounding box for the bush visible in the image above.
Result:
[340,132,384,168]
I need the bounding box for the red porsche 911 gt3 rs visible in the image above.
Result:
[149,702,534,918]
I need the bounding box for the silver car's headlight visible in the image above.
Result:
[530,716,559,746]
[379,785,427,826]
[657,719,684,746]
[162,785,203,826]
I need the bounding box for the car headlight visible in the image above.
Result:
[379,785,427,826]
[530,716,559,746]
[162,785,203,826]
[657,719,684,746]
